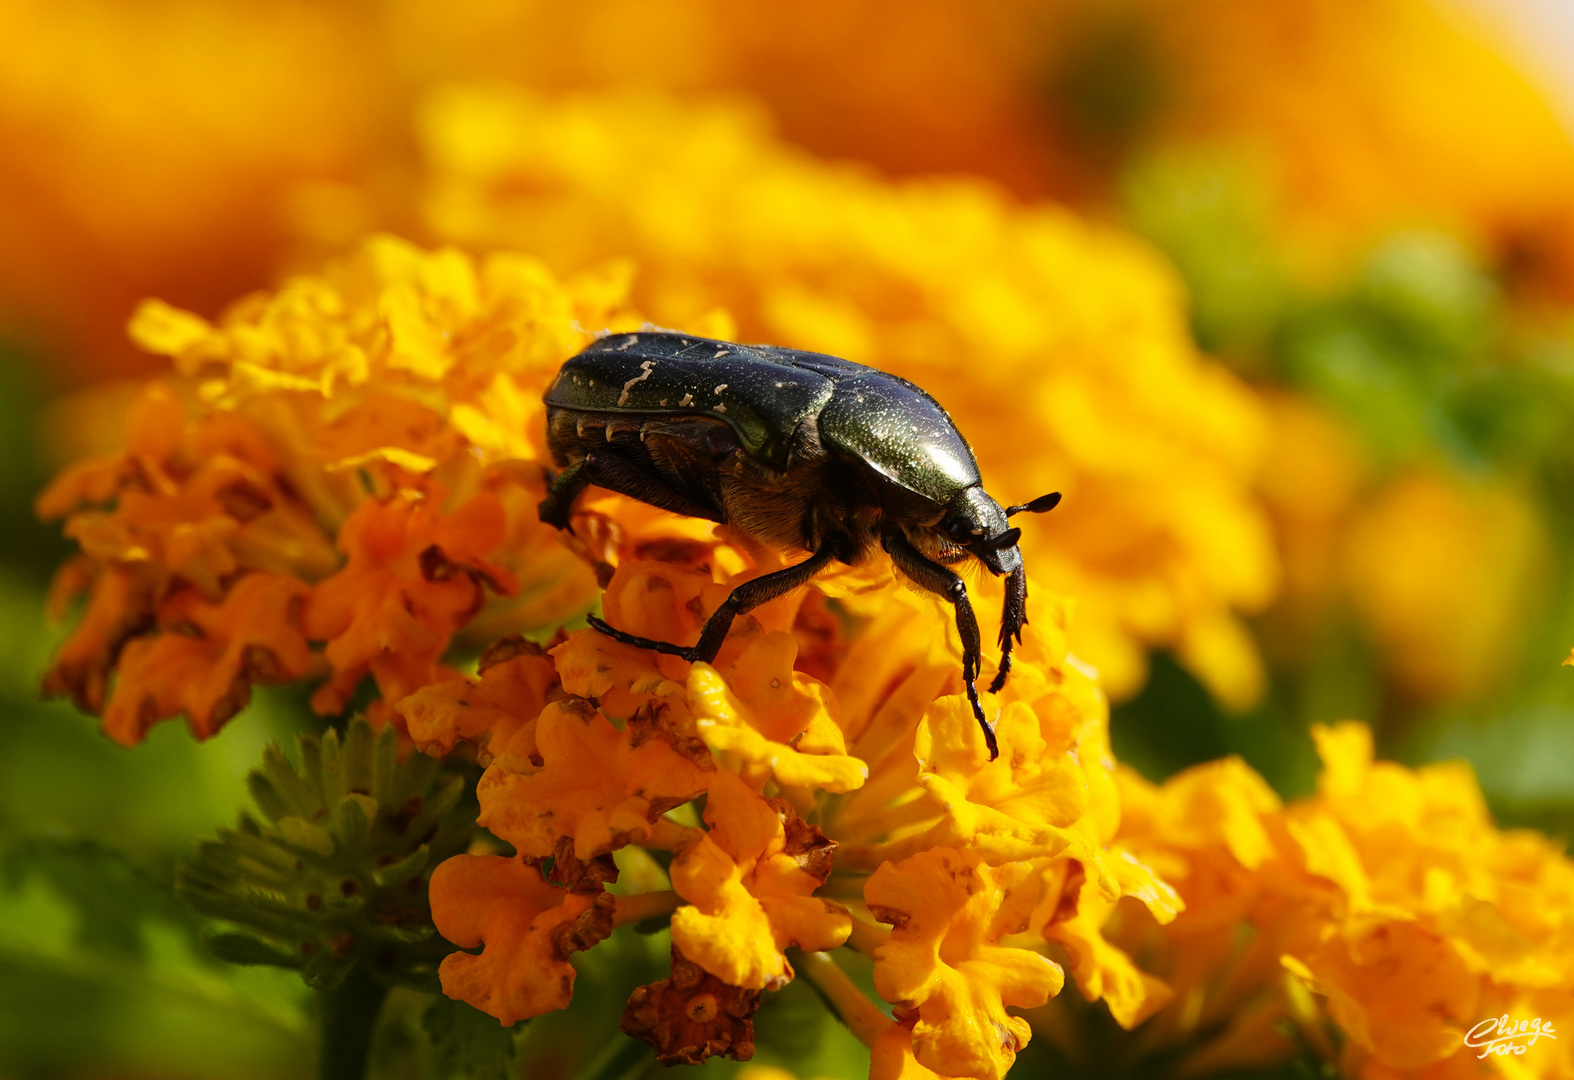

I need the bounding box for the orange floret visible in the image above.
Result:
[682,624,866,794]
[668,769,851,991]
[395,636,559,764]
[476,696,711,861]
[430,853,613,1026]
[867,848,1064,1080]
[304,488,517,724]
[101,572,312,746]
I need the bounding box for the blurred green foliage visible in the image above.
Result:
[1116,151,1574,843]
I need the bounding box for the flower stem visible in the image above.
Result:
[317,967,388,1080]
[795,950,892,1049]
[846,914,891,955]
[613,889,682,927]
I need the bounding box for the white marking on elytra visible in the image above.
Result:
[617,360,657,406]
[679,393,694,407]
[714,384,728,394]
[660,398,669,406]
[775,381,787,388]
[714,349,729,359]
[588,379,596,387]
[716,403,727,413]
[615,334,639,351]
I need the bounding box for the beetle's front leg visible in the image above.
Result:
[881,526,997,760]
[990,566,1027,694]
[588,545,837,663]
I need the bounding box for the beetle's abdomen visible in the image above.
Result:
[544,332,835,471]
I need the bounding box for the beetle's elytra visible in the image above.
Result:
[538,330,1059,759]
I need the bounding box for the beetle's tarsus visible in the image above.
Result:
[990,565,1029,695]
[539,458,591,531]
[585,615,703,661]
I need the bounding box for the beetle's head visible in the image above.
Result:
[941,486,1062,700]
[943,487,1022,576]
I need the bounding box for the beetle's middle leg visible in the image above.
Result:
[881,526,997,760]
[588,545,837,664]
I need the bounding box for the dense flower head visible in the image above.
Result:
[1077,723,1574,1080]
[40,234,637,740]
[402,85,1277,707]
[410,508,1173,1076]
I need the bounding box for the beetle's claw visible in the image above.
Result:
[963,677,1000,760]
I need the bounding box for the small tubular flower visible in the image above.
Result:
[477,695,712,861]
[867,849,1065,1080]
[430,853,613,1026]
[304,486,517,720]
[669,770,851,990]
[101,573,312,746]
[395,636,558,764]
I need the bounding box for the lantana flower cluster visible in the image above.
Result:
[38,235,1180,1077]
[38,235,631,743]
[1088,723,1574,1080]
[407,524,1183,1076]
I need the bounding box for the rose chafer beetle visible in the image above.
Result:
[538,330,1060,759]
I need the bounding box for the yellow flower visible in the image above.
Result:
[867,849,1065,1080]
[1046,723,1574,1080]
[1090,0,1574,287]
[668,770,851,990]
[101,573,312,747]
[409,85,1277,708]
[477,694,712,861]
[429,853,613,1026]
[396,636,559,763]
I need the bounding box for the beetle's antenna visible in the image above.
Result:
[1005,491,1061,517]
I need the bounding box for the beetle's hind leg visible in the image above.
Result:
[588,545,837,663]
[880,527,998,760]
[539,458,591,530]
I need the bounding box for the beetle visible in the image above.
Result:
[538,330,1060,759]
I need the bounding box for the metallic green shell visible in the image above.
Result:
[544,331,982,504]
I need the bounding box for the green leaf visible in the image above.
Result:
[276,817,336,858]
[1,837,195,962]
[372,845,430,889]
[201,928,305,969]
[422,995,520,1080]
[334,793,377,853]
